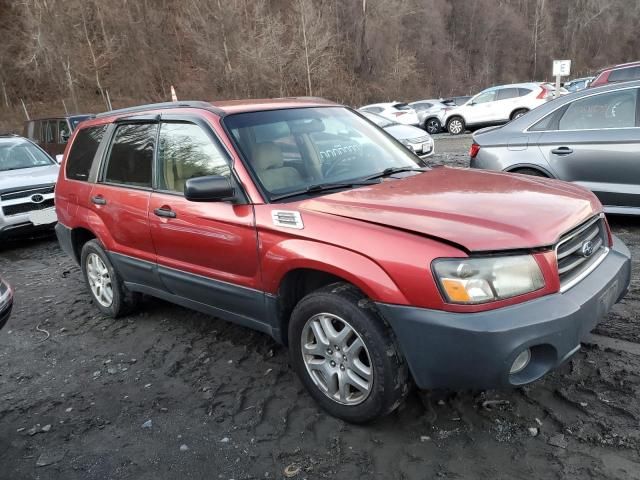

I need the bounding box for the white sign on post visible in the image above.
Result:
[552,60,571,77]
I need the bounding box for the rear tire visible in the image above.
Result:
[424,118,441,134]
[288,283,410,423]
[511,168,548,178]
[80,239,139,318]
[511,109,529,120]
[447,117,465,135]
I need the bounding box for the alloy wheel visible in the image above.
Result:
[426,119,441,134]
[86,253,113,307]
[300,313,373,405]
[449,119,463,134]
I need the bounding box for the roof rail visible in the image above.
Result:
[95,101,225,118]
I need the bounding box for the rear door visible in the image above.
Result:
[148,116,263,323]
[494,88,519,121]
[535,87,640,208]
[89,120,160,286]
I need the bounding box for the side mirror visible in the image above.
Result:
[60,131,70,143]
[55,154,63,164]
[184,175,235,202]
[468,101,475,106]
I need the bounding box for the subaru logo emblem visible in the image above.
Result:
[31,194,44,203]
[580,240,595,258]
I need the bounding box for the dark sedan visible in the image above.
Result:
[470,80,640,215]
[0,276,13,330]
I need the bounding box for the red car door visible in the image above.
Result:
[148,118,263,325]
[89,121,163,288]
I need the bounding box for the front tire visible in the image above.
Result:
[447,117,465,135]
[80,239,139,318]
[425,118,442,134]
[289,283,409,423]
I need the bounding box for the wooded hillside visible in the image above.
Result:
[1,0,639,130]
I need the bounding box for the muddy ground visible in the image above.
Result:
[0,135,639,480]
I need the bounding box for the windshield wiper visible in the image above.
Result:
[271,180,379,201]
[364,166,427,181]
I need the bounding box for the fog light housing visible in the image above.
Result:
[510,348,531,374]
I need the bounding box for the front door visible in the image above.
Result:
[148,118,263,322]
[537,87,640,209]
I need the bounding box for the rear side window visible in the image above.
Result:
[558,89,638,130]
[104,123,157,188]
[518,88,532,97]
[157,123,230,193]
[66,125,107,181]
[608,66,640,82]
[497,88,518,100]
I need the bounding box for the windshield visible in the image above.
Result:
[225,107,424,200]
[0,139,54,171]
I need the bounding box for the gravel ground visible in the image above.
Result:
[0,135,639,479]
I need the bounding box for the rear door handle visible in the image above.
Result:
[154,207,177,218]
[91,195,106,205]
[551,147,573,155]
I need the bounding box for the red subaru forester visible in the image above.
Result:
[55,98,631,423]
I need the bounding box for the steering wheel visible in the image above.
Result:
[322,155,352,177]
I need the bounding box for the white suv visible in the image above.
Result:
[359,102,420,126]
[442,83,553,135]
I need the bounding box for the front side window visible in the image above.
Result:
[157,123,230,193]
[473,90,497,104]
[66,125,107,181]
[0,139,54,171]
[104,123,157,188]
[225,107,423,199]
[558,89,638,130]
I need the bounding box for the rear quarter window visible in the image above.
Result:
[66,125,107,181]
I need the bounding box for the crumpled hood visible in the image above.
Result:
[299,167,600,252]
[0,165,59,193]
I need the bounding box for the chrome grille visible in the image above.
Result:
[0,185,55,201]
[556,215,608,291]
[2,199,55,217]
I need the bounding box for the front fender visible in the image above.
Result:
[261,239,410,305]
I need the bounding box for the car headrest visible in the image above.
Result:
[253,142,283,170]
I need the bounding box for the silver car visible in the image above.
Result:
[360,111,434,158]
[0,135,59,238]
[470,80,640,215]
[409,99,450,134]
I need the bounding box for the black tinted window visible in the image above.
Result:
[157,123,230,193]
[558,89,638,130]
[518,88,532,97]
[497,88,518,100]
[66,125,106,181]
[104,123,156,188]
[608,66,640,82]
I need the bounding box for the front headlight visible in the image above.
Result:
[433,255,545,304]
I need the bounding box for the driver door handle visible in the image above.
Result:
[154,207,177,218]
[91,195,106,205]
[551,147,573,155]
